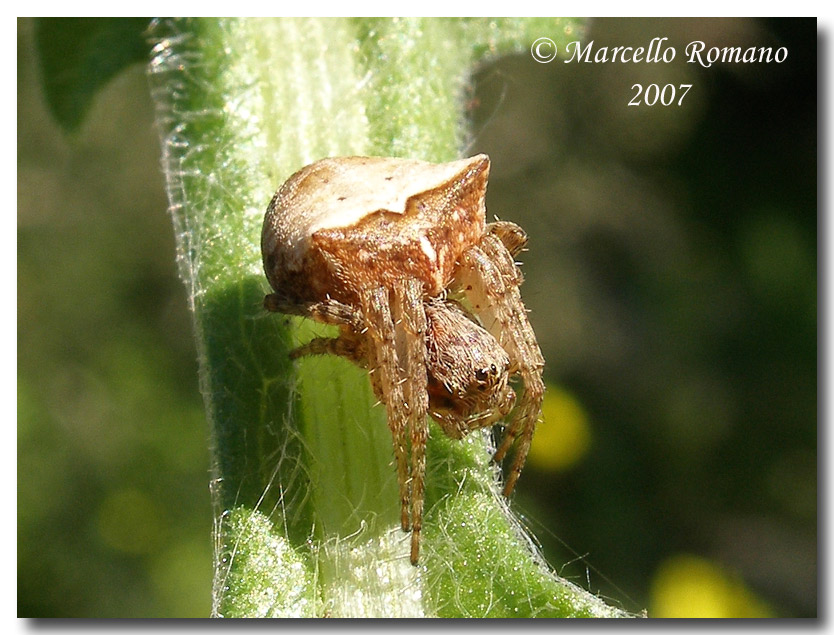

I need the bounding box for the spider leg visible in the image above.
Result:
[392,278,429,565]
[264,293,364,330]
[455,234,545,497]
[265,293,370,368]
[289,335,366,367]
[487,220,528,258]
[358,286,412,535]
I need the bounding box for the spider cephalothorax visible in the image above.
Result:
[262,154,545,564]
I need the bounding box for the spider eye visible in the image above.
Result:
[475,367,489,382]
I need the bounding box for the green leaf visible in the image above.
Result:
[147,17,631,618]
[34,17,151,131]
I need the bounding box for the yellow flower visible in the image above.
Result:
[527,384,591,471]
[650,554,773,618]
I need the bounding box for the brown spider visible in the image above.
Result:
[261,154,545,565]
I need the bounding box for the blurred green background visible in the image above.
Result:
[17,17,816,617]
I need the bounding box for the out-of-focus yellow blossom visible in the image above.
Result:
[527,384,591,471]
[650,554,773,618]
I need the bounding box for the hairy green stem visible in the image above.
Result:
[148,16,630,618]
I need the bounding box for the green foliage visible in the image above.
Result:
[217,508,318,617]
[34,18,152,131]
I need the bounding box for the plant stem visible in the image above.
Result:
[148,16,631,618]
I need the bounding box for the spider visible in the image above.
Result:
[261,154,545,565]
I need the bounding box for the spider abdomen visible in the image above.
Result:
[262,154,489,303]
